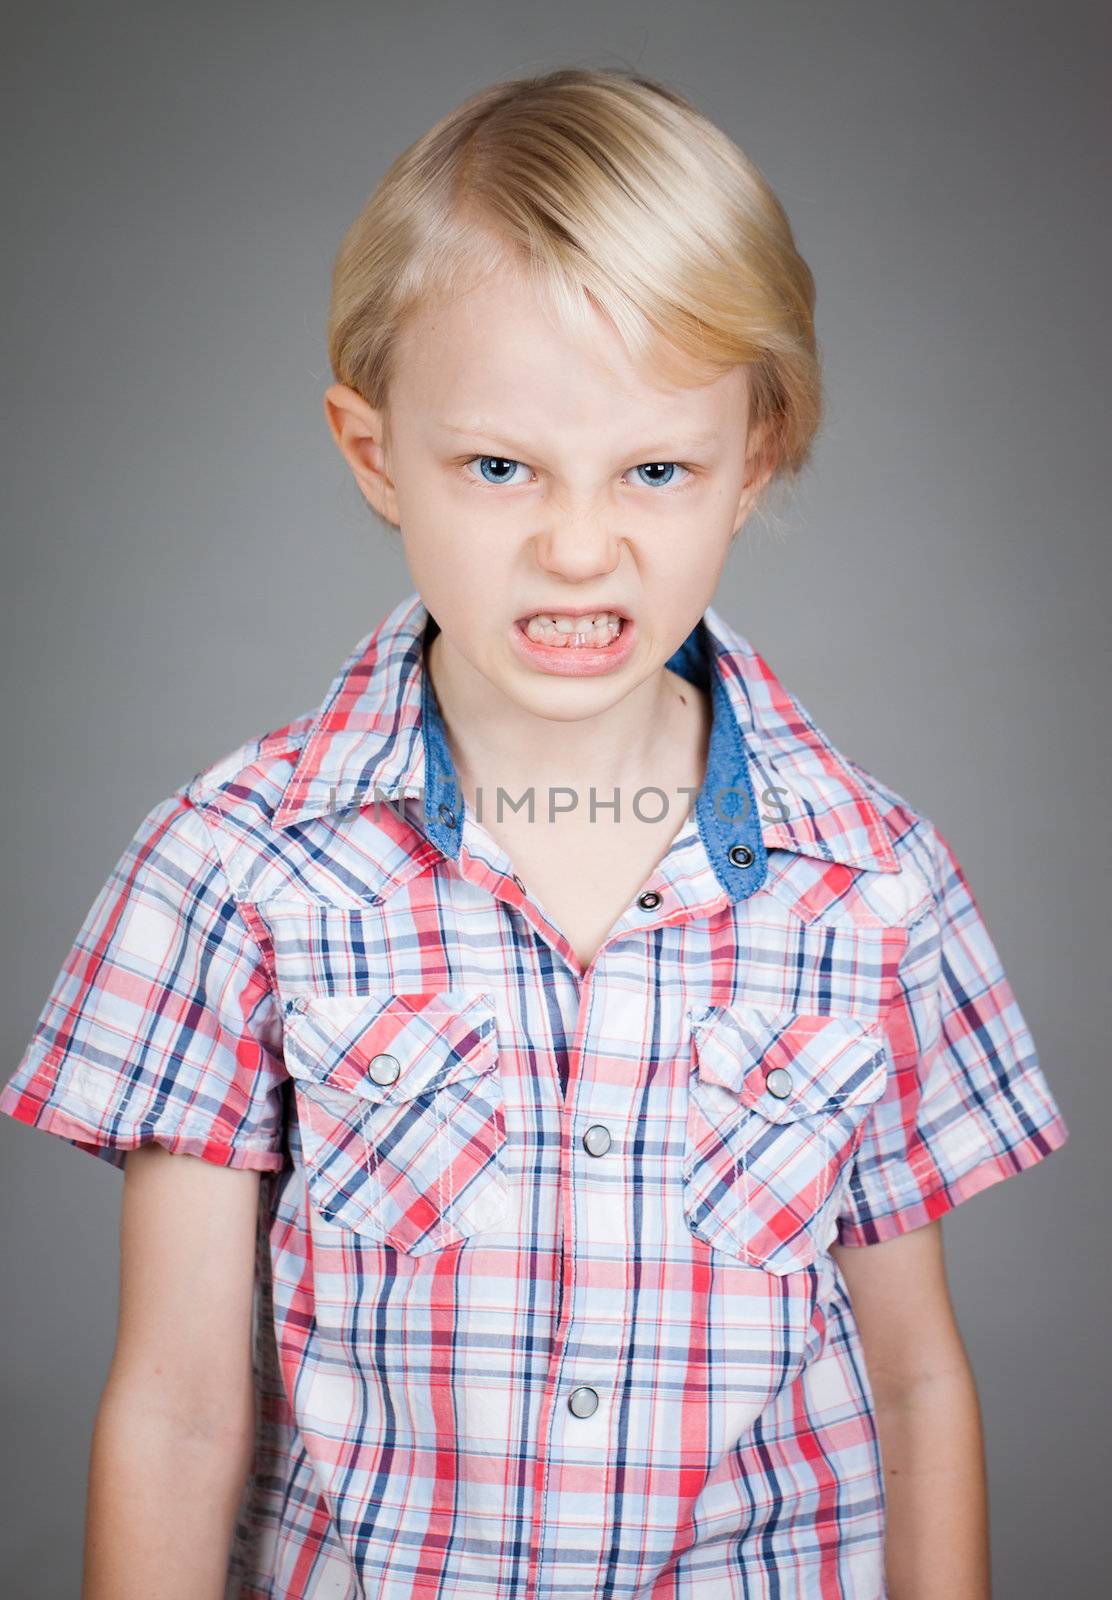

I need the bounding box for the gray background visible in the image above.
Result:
[2,2,1107,1594]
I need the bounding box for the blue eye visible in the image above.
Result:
[466,456,531,486]
[630,462,689,488]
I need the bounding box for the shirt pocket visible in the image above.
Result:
[282,989,510,1255]
[682,1003,889,1274]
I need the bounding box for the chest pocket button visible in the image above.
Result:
[763,1066,793,1099]
[368,1052,401,1086]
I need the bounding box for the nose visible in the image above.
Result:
[532,513,624,582]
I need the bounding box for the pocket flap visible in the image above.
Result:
[283,989,499,1105]
[689,1003,888,1123]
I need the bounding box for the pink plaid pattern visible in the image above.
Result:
[1,591,1069,1598]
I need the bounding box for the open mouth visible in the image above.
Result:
[515,610,628,649]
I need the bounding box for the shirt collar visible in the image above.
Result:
[272,591,899,886]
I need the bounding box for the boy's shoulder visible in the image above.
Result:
[754,723,944,930]
[181,709,318,825]
[830,751,942,924]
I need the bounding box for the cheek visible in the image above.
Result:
[643,517,733,597]
[395,453,507,548]
[389,445,453,532]
[398,522,500,632]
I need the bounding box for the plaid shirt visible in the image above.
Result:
[1,590,1069,1599]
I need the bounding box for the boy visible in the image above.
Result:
[0,67,1069,1599]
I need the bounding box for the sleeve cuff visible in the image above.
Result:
[835,1109,1070,1247]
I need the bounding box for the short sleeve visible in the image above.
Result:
[836,824,1070,1245]
[0,790,289,1173]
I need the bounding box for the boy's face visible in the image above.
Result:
[325,253,771,724]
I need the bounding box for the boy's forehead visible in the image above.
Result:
[435,412,729,464]
[394,263,741,431]
[397,349,745,458]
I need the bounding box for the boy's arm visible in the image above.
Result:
[83,1144,262,1600]
[830,1221,990,1600]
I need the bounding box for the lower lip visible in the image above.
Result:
[509,616,637,677]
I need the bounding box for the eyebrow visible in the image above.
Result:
[439,421,721,456]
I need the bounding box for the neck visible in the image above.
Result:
[424,625,707,812]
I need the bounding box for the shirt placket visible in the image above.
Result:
[444,768,757,1590]
[511,855,728,1593]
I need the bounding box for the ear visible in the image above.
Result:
[730,420,777,535]
[322,383,400,527]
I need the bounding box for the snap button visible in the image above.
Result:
[437,802,457,828]
[567,1386,599,1418]
[728,843,755,868]
[637,890,662,910]
[511,873,525,891]
[582,1124,612,1157]
[764,1066,793,1099]
[368,1052,402,1086]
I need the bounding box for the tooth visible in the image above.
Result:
[522,610,624,647]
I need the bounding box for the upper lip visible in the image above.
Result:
[516,604,632,622]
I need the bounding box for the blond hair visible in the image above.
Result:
[327,66,823,519]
